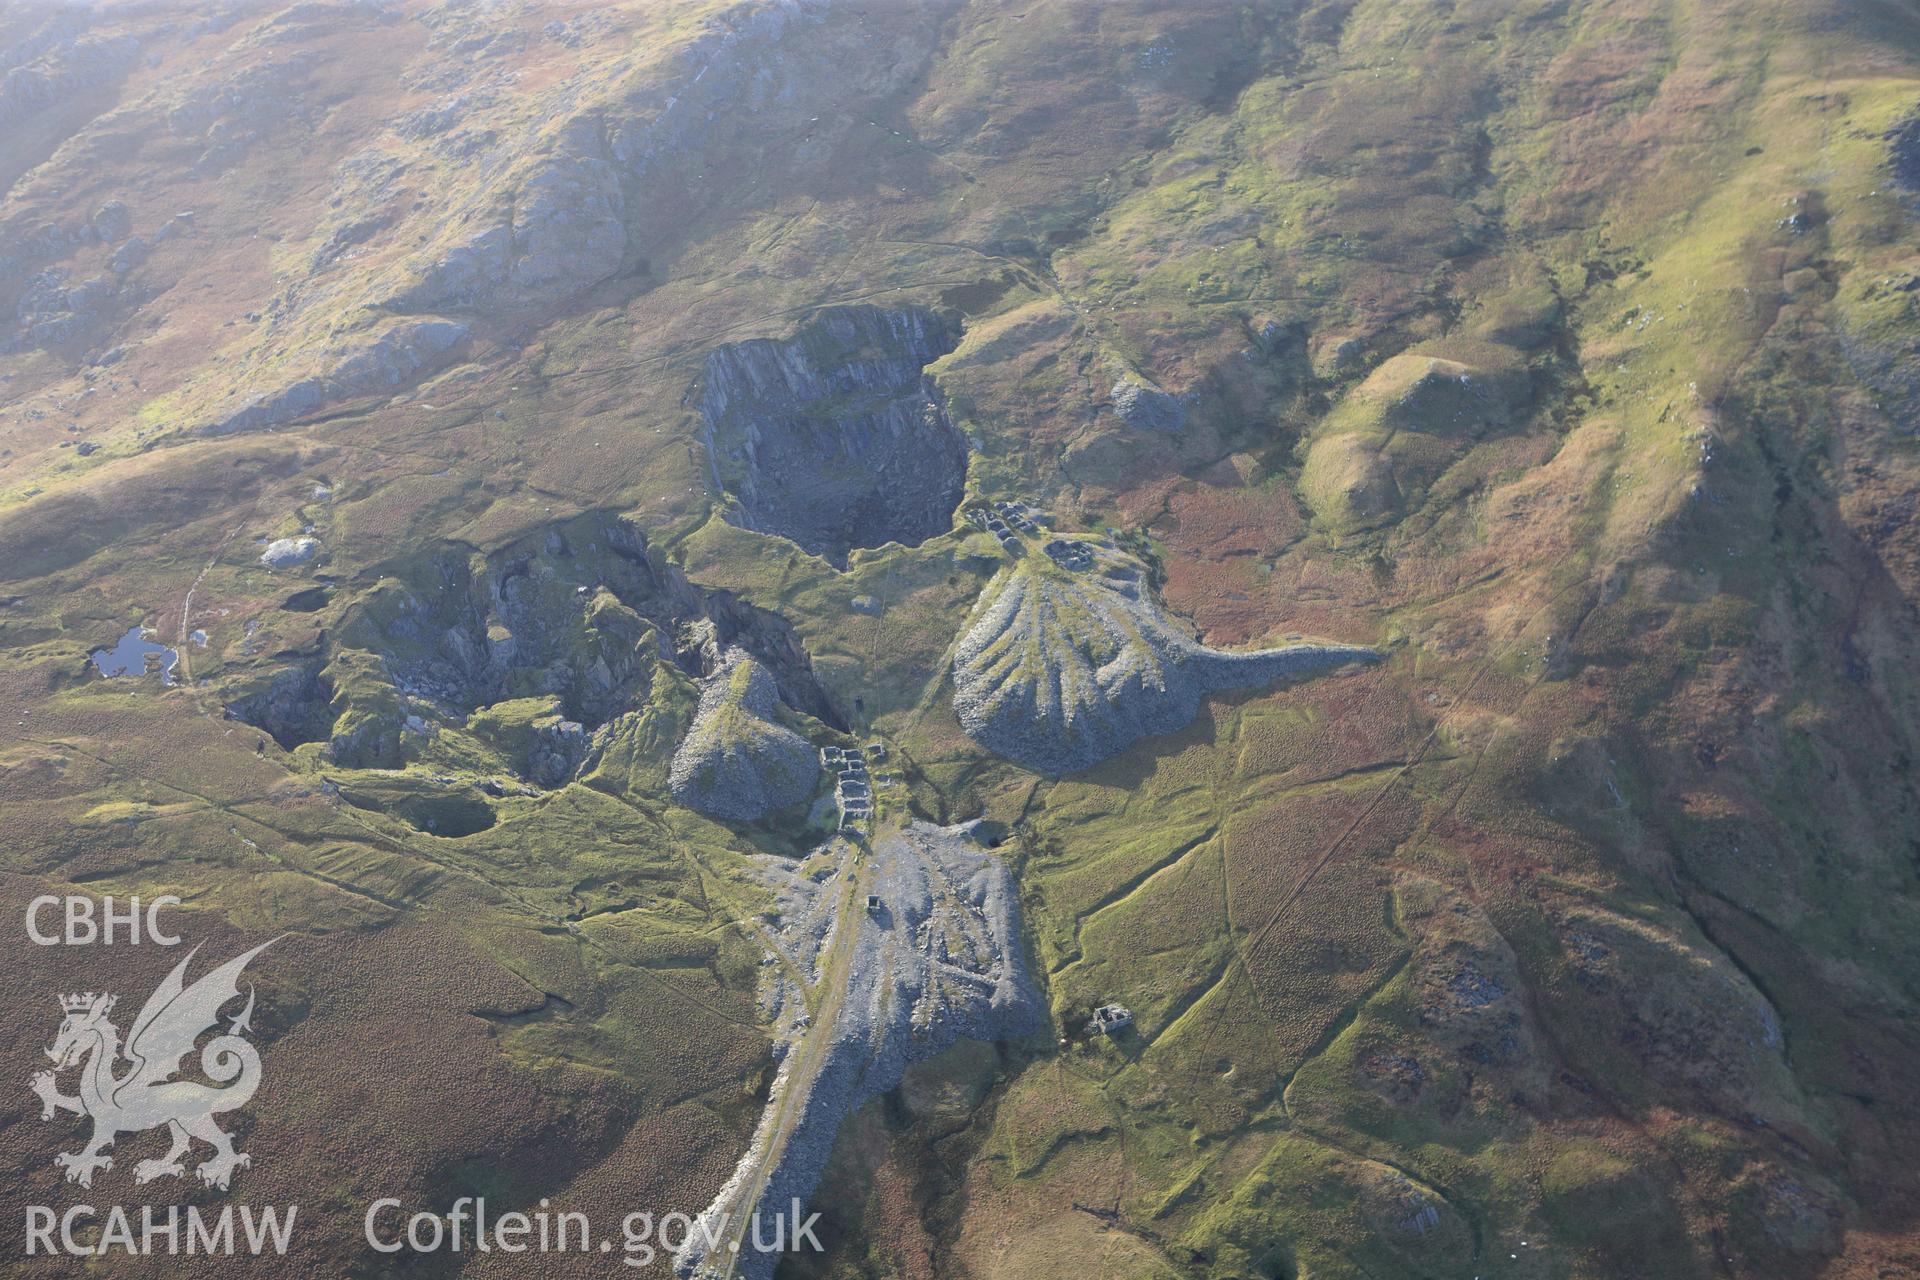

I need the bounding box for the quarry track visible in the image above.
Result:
[700,847,869,1279]
[679,821,1042,1280]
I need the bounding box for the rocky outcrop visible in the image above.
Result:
[378,2,855,320]
[90,200,131,243]
[1110,375,1187,431]
[381,118,625,315]
[163,53,321,174]
[180,2,841,432]
[106,235,148,274]
[163,0,950,438]
[668,649,816,821]
[0,7,91,79]
[953,538,1379,774]
[204,318,468,435]
[0,27,140,130]
[335,317,470,385]
[699,305,970,567]
[679,821,1043,1280]
[1892,112,1920,194]
[6,267,118,350]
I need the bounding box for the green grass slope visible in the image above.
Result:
[1,2,1919,1278]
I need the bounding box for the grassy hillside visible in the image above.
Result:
[2,1,1919,1277]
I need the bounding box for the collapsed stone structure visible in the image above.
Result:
[965,498,1042,555]
[820,743,873,833]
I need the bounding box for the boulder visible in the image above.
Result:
[261,535,320,569]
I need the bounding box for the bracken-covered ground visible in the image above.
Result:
[2,1,1920,1278]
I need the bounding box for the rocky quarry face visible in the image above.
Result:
[698,305,969,568]
[7,4,1911,1274]
[225,662,334,752]
[952,538,1380,774]
[224,514,837,784]
[668,647,818,822]
[678,820,1043,1280]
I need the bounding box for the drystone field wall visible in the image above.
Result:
[698,304,969,567]
[953,540,1380,774]
[677,821,1042,1280]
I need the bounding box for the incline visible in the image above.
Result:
[677,821,1042,1280]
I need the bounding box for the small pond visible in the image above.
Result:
[90,626,179,684]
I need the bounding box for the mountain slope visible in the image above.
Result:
[1,2,1918,1278]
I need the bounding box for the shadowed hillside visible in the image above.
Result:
[2,2,1918,1278]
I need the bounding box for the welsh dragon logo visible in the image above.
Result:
[29,939,277,1190]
